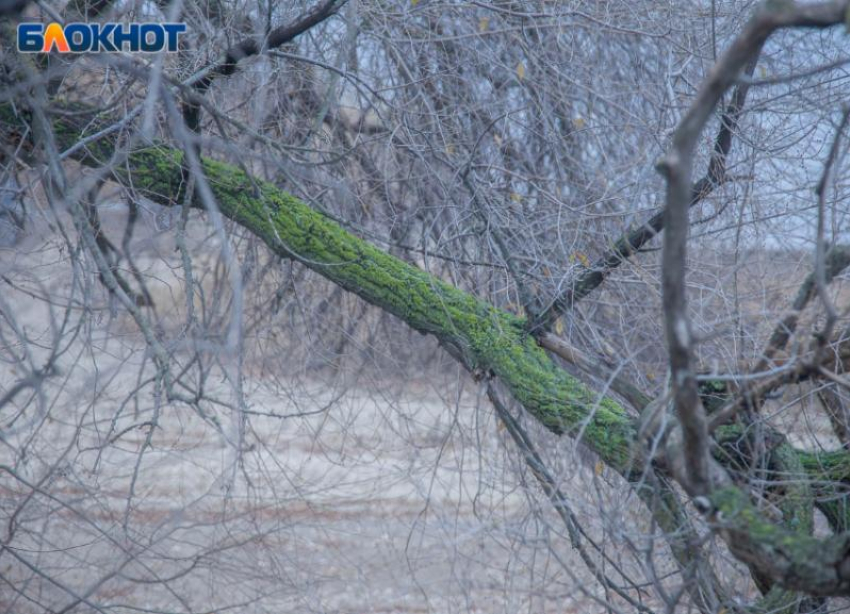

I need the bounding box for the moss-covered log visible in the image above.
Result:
[799,448,850,533]
[2,104,641,472]
[708,486,850,596]
[8,102,850,601]
[160,157,640,466]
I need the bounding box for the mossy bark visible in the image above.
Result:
[709,486,850,596]
[2,104,641,471]
[6,102,850,602]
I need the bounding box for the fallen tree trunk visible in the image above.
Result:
[5,101,850,603]
[3,103,641,469]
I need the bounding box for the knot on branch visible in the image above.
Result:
[692,495,713,515]
[655,153,679,178]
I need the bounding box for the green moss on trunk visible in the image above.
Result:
[710,486,850,595]
[1,105,639,472]
[11,102,850,598]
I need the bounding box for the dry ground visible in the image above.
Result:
[2,190,839,613]
[0,196,657,614]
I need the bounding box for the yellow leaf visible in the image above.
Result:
[758,65,767,78]
[445,143,455,155]
[493,133,502,146]
[411,0,419,5]
[478,17,489,32]
[571,252,590,267]
[554,318,564,336]
[497,420,506,432]
[509,192,522,203]
[516,61,526,81]
[594,460,604,476]
[573,117,585,129]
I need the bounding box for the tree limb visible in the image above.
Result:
[531,43,762,332]
[183,0,347,133]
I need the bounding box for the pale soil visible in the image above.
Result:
[2,191,840,613]
[0,199,642,614]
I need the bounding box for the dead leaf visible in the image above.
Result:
[572,252,590,267]
[554,318,564,336]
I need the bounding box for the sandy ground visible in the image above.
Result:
[5,189,839,613]
[0,199,645,614]
[0,347,623,614]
